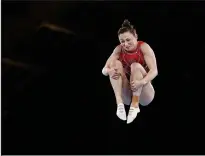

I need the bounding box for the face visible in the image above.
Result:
[118,31,137,51]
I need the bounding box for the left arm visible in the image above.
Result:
[141,42,158,84]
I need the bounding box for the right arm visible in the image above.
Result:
[103,45,121,69]
[102,46,121,76]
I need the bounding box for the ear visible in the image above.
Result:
[135,33,138,39]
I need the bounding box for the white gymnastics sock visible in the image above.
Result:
[116,103,126,121]
[127,106,140,124]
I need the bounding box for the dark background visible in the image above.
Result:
[2,1,205,155]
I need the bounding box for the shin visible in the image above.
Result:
[109,60,124,105]
[130,63,144,107]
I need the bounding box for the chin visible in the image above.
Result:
[127,47,134,51]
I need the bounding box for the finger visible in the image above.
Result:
[112,75,118,78]
[133,86,137,91]
[131,88,137,92]
[114,73,120,77]
[115,74,120,78]
[112,77,119,80]
[112,75,119,79]
[131,85,135,90]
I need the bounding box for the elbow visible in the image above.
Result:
[150,68,158,77]
[155,69,158,76]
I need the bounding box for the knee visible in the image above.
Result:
[110,60,123,69]
[131,63,143,74]
[131,63,143,71]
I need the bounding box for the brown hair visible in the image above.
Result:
[118,19,137,36]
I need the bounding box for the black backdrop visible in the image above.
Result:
[2,1,205,154]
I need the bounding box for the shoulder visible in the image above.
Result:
[138,41,147,48]
[140,41,149,49]
[113,44,122,54]
[139,41,154,54]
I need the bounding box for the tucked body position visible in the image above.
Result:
[102,19,158,124]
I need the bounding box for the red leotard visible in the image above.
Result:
[118,41,148,76]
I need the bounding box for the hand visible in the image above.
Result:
[107,68,121,80]
[130,80,147,91]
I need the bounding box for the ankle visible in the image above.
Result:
[117,103,124,106]
[116,97,123,105]
[131,103,139,108]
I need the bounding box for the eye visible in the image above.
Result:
[120,40,125,43]
[126,39,130,42]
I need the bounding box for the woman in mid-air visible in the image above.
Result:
[102,19,158,124]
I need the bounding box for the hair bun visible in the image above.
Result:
[122,19,131,28]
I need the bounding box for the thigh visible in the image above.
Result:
[140,82,155,106]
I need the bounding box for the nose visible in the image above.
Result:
[124,42,129,47]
